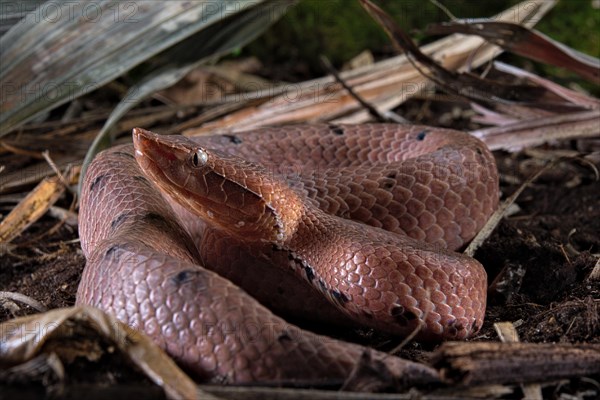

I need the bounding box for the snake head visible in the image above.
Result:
[132,128,303,244]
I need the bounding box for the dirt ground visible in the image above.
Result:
[1,98,599,398]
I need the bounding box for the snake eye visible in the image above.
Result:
[191,149,208,167]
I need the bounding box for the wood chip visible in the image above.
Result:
[431,342,600,386]
[588,258,600,281]
[0,176,65,248]
[494,322,520,343]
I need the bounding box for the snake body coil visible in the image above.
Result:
[77,124,498,384]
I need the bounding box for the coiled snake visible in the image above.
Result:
[77,124,498,385]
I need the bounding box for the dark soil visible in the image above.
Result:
[0,220,83,323]
[476,156,599,344]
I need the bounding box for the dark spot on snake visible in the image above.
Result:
[328,124,345,136]
[114,151,135,159]
[224,134,242,144]
[391,305,417,326]
[391,305,405,317]
[304,265,315,282]
[104,244,123,259]
[133,175,152,186]
[277,332,293,343]
[171,270,197,286]
[331,289,349,304]
[447,325,458,337]
[445,320,466,337]
[318,279,328,292]
[405,310,417,320]
[387,172,396,179]
[142,212,170,227]
[383,181,394,189]
[416,130,428,141]
[111,212,132,230]
[138,212,184,240]
[89,174,107,191]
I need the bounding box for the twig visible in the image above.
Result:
[588,258,600,281]
[42,150,70,189]
[0,291,47,313]
[1,141,44,159]
[431,342,600,386]
[388,324,422,356]
[319,55,408,124]
[47,206,78,227]
[0,176,66,246]
[202,385,442,399]
[471,110,600,152]
[429,0,457,21]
